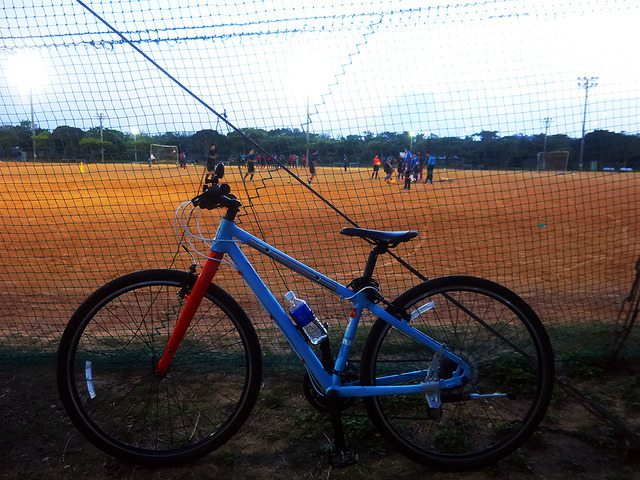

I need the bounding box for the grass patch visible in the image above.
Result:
[2,320,640,479]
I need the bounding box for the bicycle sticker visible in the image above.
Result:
[85,360,96,399]
[410,301,435,321]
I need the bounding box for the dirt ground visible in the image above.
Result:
[1,362,639,480]
[2,161,639,340]
[1,162,640,478]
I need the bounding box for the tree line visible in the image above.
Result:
[1,121,638,171]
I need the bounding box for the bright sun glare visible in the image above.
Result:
[5,49,49,96]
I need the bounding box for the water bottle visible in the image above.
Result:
[285,291,327,345]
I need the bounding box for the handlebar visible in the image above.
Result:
[190,162,242,216]
[191,183,242,212]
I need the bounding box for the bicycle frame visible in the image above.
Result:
[157,216,471,398]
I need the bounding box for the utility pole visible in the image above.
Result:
[96,113,106,162]
[30,87,36,161]
[578,77,598,172]
[131,127,139,163]
[301,97,311,166]
[542,117,552,153]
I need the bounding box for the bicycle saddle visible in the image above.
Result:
[340,227,418,247]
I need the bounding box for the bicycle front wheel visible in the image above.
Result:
[361,276,554,470]
[57,269,262,466]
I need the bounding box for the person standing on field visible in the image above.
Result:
[425,153,435,184]
[383,157,393,183]
[244,149,256,181]
[411,152,421,183]
[402,148,413,189]
[203,144,218,191]
[372,155,381,179]
[414,153,423,182]
[309,150,319,183]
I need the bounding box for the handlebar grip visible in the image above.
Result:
[191,183,231,210]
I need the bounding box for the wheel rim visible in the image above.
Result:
[61,273,257,460]
[364,280,553,467]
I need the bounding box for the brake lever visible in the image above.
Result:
[191,184,233,210]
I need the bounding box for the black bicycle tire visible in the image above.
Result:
[360,275,554,470]
[57,269,263,466]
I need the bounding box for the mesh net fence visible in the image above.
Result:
[1,0,639,423]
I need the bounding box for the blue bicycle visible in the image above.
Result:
[57,164,554,470]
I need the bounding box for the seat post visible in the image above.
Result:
[362,243,388,280]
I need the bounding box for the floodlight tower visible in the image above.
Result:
[6,50,48,161]
[578,76,598,172]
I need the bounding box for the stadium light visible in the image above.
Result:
[578,76,598,172]
[5,49,49,161]
[409,131,416,150]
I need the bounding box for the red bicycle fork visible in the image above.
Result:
[155,250,224,376]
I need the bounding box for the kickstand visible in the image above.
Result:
[327,391,358,468]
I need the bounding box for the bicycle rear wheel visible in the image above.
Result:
[57,269,262,466]
[361,276,554,470]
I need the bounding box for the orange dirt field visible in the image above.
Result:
[1,161,639,351]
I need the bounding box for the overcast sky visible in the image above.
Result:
[1,0,639,139]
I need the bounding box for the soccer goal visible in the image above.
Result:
[537,151,569,172]
[150,144,179,164]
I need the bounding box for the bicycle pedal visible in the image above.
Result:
[328,448,358,468]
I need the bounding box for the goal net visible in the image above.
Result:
[149,144,178,164]
[537,151,569,172]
